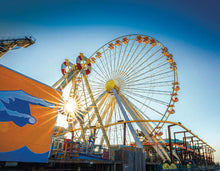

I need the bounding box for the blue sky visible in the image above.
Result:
[1,0,220,162]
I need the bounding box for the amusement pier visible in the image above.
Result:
[0,35,219,170]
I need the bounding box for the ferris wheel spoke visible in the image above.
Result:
[124,90,169,105]
[125,88,171,93]
[127,82,172,91]
[122,42,141,73]
[148,74,174,84]
[145,53,165,68]
[127,80,173,88]
[92,63,109,81]
[89,82,104,88]
[88,84,104,91]
[122,92,164,116]
[104,49,113,75]
[117,36,131,74]
[92,91,106,100]
[99,47,111,79]
[120,39,138,72]
[96,48,111,78]
[126,60,169,83]
[129,100,157,128]
[92,67,107,81]
[94,61,110,80]
[97,49,112,79]
[126,45,161,76]
[88,76,105,85]
[89,89,105,97]
[123,87,172,95]
[102,47,113,78]
[116,41,129,74]
[91,84,104,90]
[127,68,170,86]
[145,60,169,74]
[108,49,113,74]
[124,90,170,96]
[93,56,106,77]
[89,85,104,91]
[123,43,147,74]
[126,70,173,84]
[125,54,165,82]
[113,46,118,76]
[119,37,136,74]
[125,47,162,79]
[125,45,153,77]
[153,113,170,134]
[115,44,123,75]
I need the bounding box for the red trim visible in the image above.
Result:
[86,69,91,75]
[76,63,82,71]
[61,69,66,75]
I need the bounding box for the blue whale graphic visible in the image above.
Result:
[0,90,55,127]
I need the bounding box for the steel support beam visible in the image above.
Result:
[118,91,168,160]
[83,75,110,147]
[168,124,176,163]
[112,88,144,150]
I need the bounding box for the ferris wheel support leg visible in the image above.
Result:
[121,96,171,161]
[112,89,144,150]
[77,117,87,142]
[71,77,77,95]
[83,75,110,147]
[117,92,167,161]
[78,92,110,143]
[122,97,180,161]
[77,92,108,142]
[100,99,116,145]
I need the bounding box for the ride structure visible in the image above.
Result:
[53,34,180,160]
[0,36,35,58]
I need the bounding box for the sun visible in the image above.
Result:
[64,97,77,114]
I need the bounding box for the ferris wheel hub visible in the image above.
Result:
[105,80,115,91]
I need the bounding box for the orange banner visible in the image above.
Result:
[0,65,61,162]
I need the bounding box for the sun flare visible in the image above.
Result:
[64,97,77,114]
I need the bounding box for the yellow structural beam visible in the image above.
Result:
[83,74,110,147]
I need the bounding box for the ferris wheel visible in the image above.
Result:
[54,34,179,161]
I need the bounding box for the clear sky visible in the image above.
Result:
[1,0,220,162]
